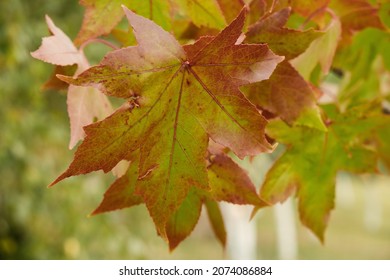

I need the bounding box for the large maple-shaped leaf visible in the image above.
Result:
[260,104,389,241]
[53,7,282,239]
[31,15,112,149]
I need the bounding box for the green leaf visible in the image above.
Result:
[75,0,172,45]
[261,104,386,241]
[291,0,330,17]
[175,0,227,29]
[291,15,341,80]
[166,188,203,251]
[205,200,226,247]
[379,1,390,28]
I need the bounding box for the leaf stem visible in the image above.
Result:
[79,38,119,52]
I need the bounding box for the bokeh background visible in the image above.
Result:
[1,0,389,260]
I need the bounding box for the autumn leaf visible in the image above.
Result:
[243,61,325,129]
[243,8,325,129]
[333,28,390,108]
[52,6,282,240]
[75,0,172,45]
[31,15,83,66]
[246,8,323,60]
[291,12,341,80]
[74,0,233,46]
[330,0,384,42]
[31,15,112,149]
[43,65,77,90]
[291,0,329,17]
[208,153,267,206]
[165,188,203,250]
[175,0,227,29]
[91,151,142,215]
[247,0,268,25]
[260,104,389,241]
[215,0,245,23]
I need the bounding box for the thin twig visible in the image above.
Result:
[79,38,119,52]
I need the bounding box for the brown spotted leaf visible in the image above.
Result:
[52,7,283,240]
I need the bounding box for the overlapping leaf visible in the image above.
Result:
[74,0,243,45]
[291,13,341,80]
[330,0,384,42]
[246,8,323,60]
[75,0,172,45]
[52,6,281,242]
[260,104,390,241]
[243,8,325,129]
[31,15,112,149]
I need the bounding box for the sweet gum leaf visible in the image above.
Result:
[291,13,342,80]
[53,7,282,240]
[246,8,324,60]
[243,8,325,130]
[31,15,112,149]
[243,61,325,130]
[261,104,387,241]
[175,0,227,29]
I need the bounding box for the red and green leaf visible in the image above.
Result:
[52,7,282,243]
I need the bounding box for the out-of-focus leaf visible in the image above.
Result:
[291,15,341,80]
[31,15,112,149]
[261,104,389,241]
[208,153,267,206]
[205,200,226,247]
[246,8,323,60]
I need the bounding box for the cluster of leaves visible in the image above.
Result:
[32,0,390,250]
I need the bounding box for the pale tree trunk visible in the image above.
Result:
[273,199,298,259]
